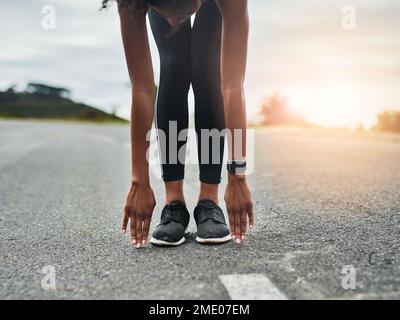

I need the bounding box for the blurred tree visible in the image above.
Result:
[6,84,18,93]
[26,82,71,98]
[111,104,119,117]
[375,110,400,132]
[259,93,306,126]
[0,84,19,102]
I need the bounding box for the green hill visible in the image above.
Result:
[0,83,127,123]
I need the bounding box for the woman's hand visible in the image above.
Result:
[224,174,254,243]
[122,181,156,248]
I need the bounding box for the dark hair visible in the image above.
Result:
[101,0,149,12]
[101,0,201,13]
[102,0,203,27]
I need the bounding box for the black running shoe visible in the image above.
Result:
[150,201,190,246]
[194,200,231,244]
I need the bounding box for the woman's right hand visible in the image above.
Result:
[122,181,156,248]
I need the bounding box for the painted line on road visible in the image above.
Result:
[218,273,288,300]
[88,133,117,144]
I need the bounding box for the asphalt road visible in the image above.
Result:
[1,120,400,300]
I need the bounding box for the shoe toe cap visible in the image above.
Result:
[197,221,230,239]
[152,222,185,242]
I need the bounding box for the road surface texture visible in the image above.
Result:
[1,120,399,300]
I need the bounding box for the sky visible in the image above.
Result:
[1,0,400,128]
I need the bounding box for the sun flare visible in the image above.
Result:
[286,83,376,129]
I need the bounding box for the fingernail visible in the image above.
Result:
[235,239,241,244]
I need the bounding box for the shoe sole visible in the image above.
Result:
[150,236,185,247]
[196,234,232,244]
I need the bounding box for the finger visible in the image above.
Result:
[234,210,241,244]
[135,216,143,248]
[240,210,248,241]
[248,203,254,230]
[227,209,235,239]
[122,208,129,234]
[130,214,136,245]
[142,216,151,245]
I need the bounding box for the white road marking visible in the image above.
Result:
[88,133,117,144]
[218,274,288,300]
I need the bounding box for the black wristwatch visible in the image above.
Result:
[227,160,247,175]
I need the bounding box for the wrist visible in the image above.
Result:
[228,173,247,183]
[227,159,247,175]
[132,164,149,183]
[131,174,150,186]
[131,180,151,190]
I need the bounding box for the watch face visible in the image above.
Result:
[235,165,247,175]
[228,161,247,175]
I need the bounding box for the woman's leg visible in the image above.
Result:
[148,10,192,203]
[191,0,225,203]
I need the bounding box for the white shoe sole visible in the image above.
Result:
[150,236,185,247]
[196,234,232,244]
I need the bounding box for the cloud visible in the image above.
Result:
[1,0,400,126]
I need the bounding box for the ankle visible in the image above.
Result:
[165,180,185,204]
[166,194,185,204]
[198,183,219,205]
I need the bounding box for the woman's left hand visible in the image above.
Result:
[224,174,254,243]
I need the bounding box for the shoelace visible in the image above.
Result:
[195,205,225,225]
[201,208,219,221]
[161,204,184,224]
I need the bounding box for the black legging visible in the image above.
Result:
[149,0,225,184]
